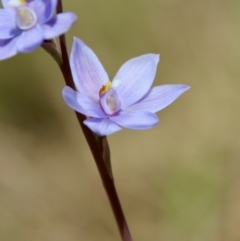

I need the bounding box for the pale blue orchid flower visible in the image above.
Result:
[0,0,77,60]
[63,38,190,136]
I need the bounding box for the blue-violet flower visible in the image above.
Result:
[62,38,190,136]
[0,0,77,60]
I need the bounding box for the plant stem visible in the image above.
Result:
[56,2,133,241]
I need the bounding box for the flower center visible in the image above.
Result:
[99,81,121,115]
[16,7,37,30]
[99,81,112,95]
[9,0,27,7]
[106,94,120,112]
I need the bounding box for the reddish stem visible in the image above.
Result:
[56,2,133,241]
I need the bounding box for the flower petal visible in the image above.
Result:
[0,37,18,60]
[126,84,190,113]
[0,9,20,39]
[41,12,77,39]
[62,86,106,118]
[110,111,158,130]
[70,37,109,102]
[113,54,159,109]
[1,0,9,9]
[28,0,57,24]
[17,25,43,53]
[84,118,122,136]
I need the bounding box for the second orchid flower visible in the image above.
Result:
[0,0,77,60]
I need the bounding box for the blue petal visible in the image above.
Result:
[84,118,122,136]
[70,38,109,102]
[28,0,57,24]
[0,37,18,60]
[126,84,190,113]
[62,86,106,118]
[0,9,20,39]
[110,111,158,130]
[113,54,159,109]
[42,12,77,39]
[17,25,43,53]
[1,0,9,9]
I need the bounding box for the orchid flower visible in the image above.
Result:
[63,38,190,136]
[0,0,77,60]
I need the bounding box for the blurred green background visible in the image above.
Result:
[0,0,239,240]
